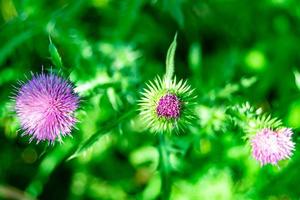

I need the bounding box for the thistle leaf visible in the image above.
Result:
[165,33,177,81]
[68,107,137,160]
[49,38,63,70]
[293,70,300,91]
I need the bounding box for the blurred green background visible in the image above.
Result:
[1,0,300,199]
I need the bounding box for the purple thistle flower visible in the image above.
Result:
[15,73,79,143]
[156,94,181,119]
[139,77,196,133]
[250,128,295,166]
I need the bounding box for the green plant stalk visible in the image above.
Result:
[158,133,171,200]
[157,33,178,199]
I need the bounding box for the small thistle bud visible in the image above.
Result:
[250,128,295,166]
[139,77,196,133]
[15,73,79,143]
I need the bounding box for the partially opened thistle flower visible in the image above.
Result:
[15,73,79,143]
[138,34,196,133]
[230,103,296,167]
[250,128,295,166]
[139,76,196,133]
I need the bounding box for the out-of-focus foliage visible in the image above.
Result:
[0,0,300,200]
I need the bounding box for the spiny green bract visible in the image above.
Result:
[230,102,283,138]
[139,76,196,133]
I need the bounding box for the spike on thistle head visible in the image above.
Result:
[14,73,79,143]
[139,77,196,133]
[250,128,295,166]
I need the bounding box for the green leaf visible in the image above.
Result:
[107,88,123,111]
[49,38,63,69]
[68,107,137,160]
[293,70,300,91]
[165,33,177,81]
[188,42,202,73]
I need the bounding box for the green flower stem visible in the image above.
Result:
[158,133,171,200]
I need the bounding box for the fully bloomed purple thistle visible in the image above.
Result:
[15,73,79,143]
[156,94,181,119]
[250,128,295,166]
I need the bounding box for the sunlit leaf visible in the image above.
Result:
[165,33,177,81]
[49,38,63,70]
[68,107,137,160]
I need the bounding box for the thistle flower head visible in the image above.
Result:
[250,128,295,166]
[139,76,196,133]
[15,73,79,143]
